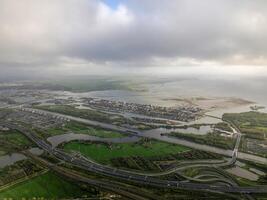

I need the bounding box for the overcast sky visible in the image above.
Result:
[0,0,267,78]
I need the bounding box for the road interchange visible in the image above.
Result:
[4,121,267,195]
[22,107,267,165]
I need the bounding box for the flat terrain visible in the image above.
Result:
[35,104,153,129]
[36,105,121,124]
[1,88,267,199]
[64,140,189,164]
[168,132,236,150]
[0,130,31,147]
[0,130,33,154]
[45,121,124,138]
[223,111,267,139]
[0,171,94,199]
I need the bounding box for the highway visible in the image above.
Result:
[22,107,267,165]
[8,123,267,195]
[24,152,157,200]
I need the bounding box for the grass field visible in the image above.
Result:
[35,105,129,126]
[169,132,235,150]
[0,130,31,147]
[0,130,32,154]
[64,140,189,164]
[0,171,93,199]
[223,111,267,139]
[44,121,124,138]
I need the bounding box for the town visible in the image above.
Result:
[83,97,203,122]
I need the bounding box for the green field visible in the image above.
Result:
[0,130,32,154]
[0,172,94,199]
[64,140,189,164]
[223,111,267,139]
[0,130,31,146]
[35,104,154,130]
[214,122,232,132]
[35,105,128,126]
[43,121,124,138]
[169,131,235,150]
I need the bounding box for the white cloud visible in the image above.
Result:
[0,0,267,77]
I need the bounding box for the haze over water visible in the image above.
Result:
[71,75,267,109]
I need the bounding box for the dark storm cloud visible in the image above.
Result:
[0,0,267,75]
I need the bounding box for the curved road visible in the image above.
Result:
[22,108,267,165]
[8,123,267,194]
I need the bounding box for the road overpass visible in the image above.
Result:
[7,123,267,195]
[22,107,267,165]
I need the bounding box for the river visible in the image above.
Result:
[47,133,140,148]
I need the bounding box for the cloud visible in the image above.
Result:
[0,0,267,76]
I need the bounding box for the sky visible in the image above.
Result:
[0,0,267,78]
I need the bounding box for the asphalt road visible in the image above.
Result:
[8,123,267,195]
[24,107,267,165]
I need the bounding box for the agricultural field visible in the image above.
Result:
[0,160,44,188]
[0,130,33,154]
[240,137,267,158]
[223,112,267,157]
[0,171,96,200]
[39,121,124,139]
[35,104,125,125]
[223,111,267,139]
[213,122,233,132]
[111,150,221,172]
[169,132,236,150]
[63,139,190,164]
[34,105,154,130]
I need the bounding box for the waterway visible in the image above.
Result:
[47,133,140,148]
[54,76,267,110]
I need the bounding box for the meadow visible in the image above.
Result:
[0,172,93,199]
[64,140,189,164]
